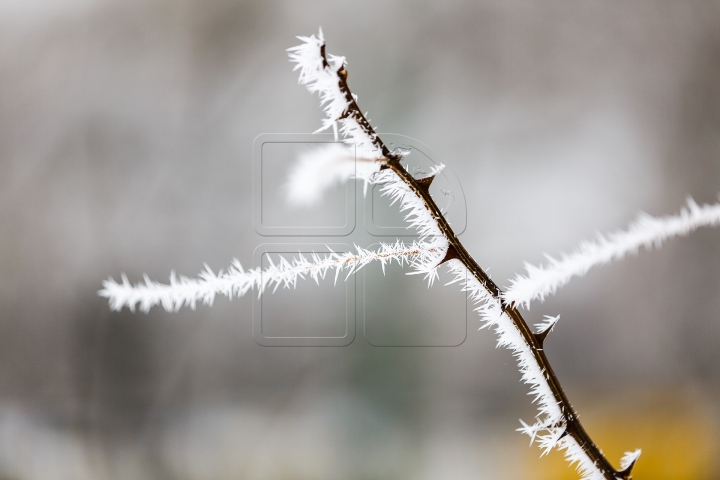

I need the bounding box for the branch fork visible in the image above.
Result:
[295,30,637,480]
[97,28,720,480]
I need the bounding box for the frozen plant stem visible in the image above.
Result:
[100,30,667,480]
[99,241,443,313]
[388,132,624,480]
[303,34,630,480]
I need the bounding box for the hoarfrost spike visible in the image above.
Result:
[517,419,541,446]
[616,449,641,479]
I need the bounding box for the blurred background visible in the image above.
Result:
[1,0,720,478]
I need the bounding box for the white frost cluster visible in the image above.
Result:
[444,261,563,431]
[285,143,381,206]
[99,241,443,313]
[371,165,449,282]
[555,436,608,480]
[535,314,560,335]
[506,197,720,309]
[620,449,642,471]
[100,159,451,313]
[287,28,383,159]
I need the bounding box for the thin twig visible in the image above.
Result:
[99,241,443,313]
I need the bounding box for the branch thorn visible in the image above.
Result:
[616,449,641,479]
[533,329,550,348]
[533,315,560,348]
[437,244,459,266]
[415,173,438,192]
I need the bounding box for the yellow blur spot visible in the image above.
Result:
[525,387,719,480]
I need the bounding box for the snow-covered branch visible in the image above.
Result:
[505,197,720,309]
[100,155,453,313]
[99,240,444,313]
[98,29,671,480]
[446,259,563,430]
[284,32,640,480]
[446,260,637,480]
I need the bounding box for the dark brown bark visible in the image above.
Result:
[320,42,635,480]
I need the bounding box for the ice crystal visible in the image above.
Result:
[506,197,720,309]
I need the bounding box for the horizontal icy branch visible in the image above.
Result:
[99,241,444,313]
[505,197,720,309]
[100,158,450,313]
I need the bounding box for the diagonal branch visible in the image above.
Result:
[300,32,633,480]
[386,153,623,480]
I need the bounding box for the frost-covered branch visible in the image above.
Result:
[100,158,451,313]
[99,240,444,313]
[287,28,389,159]
[505,197,720,309]
[284,30,639,480]
[99,29,671,480]
[445,259,563,432]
